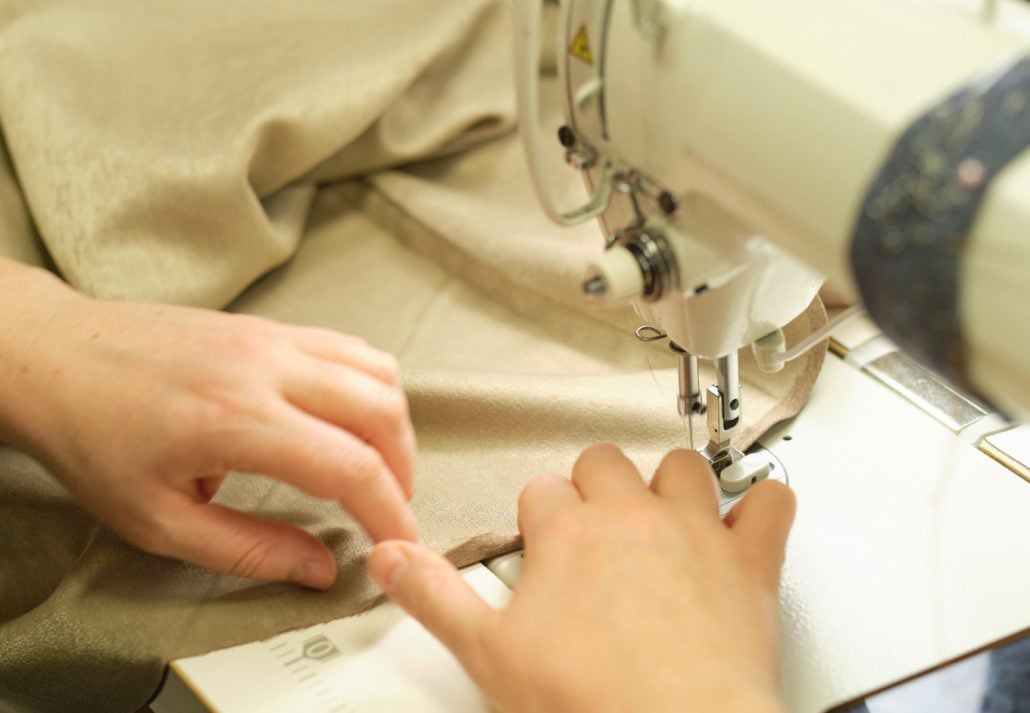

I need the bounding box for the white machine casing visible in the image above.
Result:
[515,0,1030,416]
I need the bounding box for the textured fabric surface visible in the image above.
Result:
[0,3,826,711]
[0,0,515,307]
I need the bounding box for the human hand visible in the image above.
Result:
[368,444,793,713]
[0,261,417,589]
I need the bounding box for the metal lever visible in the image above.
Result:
[513,0,616,226]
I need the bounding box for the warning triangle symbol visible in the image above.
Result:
[569,24,593,65]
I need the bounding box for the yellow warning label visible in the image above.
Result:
[569,24,593,65]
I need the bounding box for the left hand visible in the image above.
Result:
[368,444,794,713]
[0,261,418,590]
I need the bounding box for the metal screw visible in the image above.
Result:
[557,125,577,149]
[583,276,607,296]
[658,191,679,215]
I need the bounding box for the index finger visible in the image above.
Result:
[230,407,419,543]
[571,443,648,502]
[649,449,720,520]
[286,362,417,500]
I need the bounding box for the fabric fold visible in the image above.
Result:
[0,0,516,306]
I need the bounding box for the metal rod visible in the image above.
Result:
[715,352,741,429]
[670,343,702,417]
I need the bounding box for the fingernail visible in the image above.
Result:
[369,544,408,593]
[291,560,335,590]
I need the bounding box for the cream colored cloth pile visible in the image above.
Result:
[0,2,825,711]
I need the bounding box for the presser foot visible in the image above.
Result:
[713,445,788,517]
[699,351,783,496]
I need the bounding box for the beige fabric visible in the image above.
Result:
[0,0,515,307]
[0,134,49,269]
[0,3,826,711]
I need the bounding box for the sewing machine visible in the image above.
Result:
[151,2,1030,711]
[515,0,1030,489]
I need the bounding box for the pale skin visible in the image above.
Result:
[0,257,794,712]
[0,258,419,589]
[369,445,793,713]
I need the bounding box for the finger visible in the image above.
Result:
[571,443,648,502]
[649,449,720,518]
[294,329,401,386]
[724,479,797,588]
[231,409,419,543]
[286,363,416,500]
[517,473,581,546]
[368,541,499,678]
[195,475,226,503]
[151,498,337,590]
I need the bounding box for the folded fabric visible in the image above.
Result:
[0,0,515,307]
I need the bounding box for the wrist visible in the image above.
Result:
[0,259,84,447]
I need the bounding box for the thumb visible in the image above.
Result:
[368,541,498,672]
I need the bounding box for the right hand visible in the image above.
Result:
[0,260,418,589]
[369,445,793,713]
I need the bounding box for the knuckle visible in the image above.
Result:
[224,331,268,360]
[377,352,401,385]
[227,540,274,581]
[178,392,261,460]
[660,447,710,474]
[371,384,409,429]
[190,390,240,426]
[617,502,674,541]
[344,445,388,488]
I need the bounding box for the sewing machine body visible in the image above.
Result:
[517,0,1030,417]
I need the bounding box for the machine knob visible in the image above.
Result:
[583,247,646,305]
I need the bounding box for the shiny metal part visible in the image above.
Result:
[583,276,607,296]
[608,226,678,301]
[699,352,744,476]
[634,325,667,342]
[863,352,988,432]
[670,342,704,416]
[715,352,742,429]
[982,425,1030,482]
[702,385,743,474]
[565,145,598,170]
